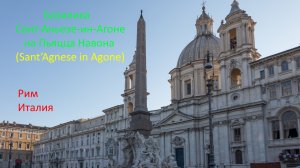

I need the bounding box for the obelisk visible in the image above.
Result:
[129,10,152,137]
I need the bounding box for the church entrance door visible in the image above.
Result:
[79,162,83,168]
[175,148,184,168]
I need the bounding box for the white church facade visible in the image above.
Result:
[33,1,300,168]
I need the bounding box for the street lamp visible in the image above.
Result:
[204,50,215,168]
[8,141,13,168]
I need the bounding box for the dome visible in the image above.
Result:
[176,6,221,68]
[177,34,220,68]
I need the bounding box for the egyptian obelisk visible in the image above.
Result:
[129,10,152,137]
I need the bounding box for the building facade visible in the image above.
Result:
[0,121,47,168]
[33,1,300,168]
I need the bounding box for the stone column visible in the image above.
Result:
[237,27,241,47]
[220,61,227,92]
[242,55,250,87]
[175,75,181,100]
[194,69,199,96]
[190,130,197,166]
[200,69,206,95]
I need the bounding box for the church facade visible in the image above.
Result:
[33,1,300,168]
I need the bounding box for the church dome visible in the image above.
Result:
[177,6,220,68]
[177,34,220,68]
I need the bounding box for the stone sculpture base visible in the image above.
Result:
[120,131,178,168]
[129,111,152,137]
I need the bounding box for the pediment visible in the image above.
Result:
[157,111,193,126]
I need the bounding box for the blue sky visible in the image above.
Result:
[1,0,299,127]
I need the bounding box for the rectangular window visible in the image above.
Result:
[109,148,114,155]
[281,61,289,72]
[282,80,292,96]
[1,131,5,137]
[80,150,83,157]
[272,121,280,139]
[234,128,241,142]
[260,70,265,79]
[1,142,5,149]
[86,149,89,157]
[269,85,277,99]
[261,86,266,94]
[26,144,30,150]
[185,80,192,95]
[92,148,94,157]
[296,57,300,69]
[10,132,14,138]
[268,65,274,76]
[18,143,22,149]
[19,133,22,139]
[27,134,31,139]
[0,153,2,160]
[97,147,100,156]
[298,79,300,93]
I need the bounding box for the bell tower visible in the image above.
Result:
[217,0,260,91]
[122,52,136,116]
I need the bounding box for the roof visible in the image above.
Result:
[250,46,300,66]
[0,121,48,130]
[177,34,220,68]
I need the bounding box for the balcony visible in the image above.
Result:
[269,137,300,147]
[231,140,246,148]
[231,84,241,90]
[49,158,65,163]
[77,157,84,161]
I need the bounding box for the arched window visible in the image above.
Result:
[128,102,133,113]
[231,68,241,87]
[235,150,243,164]
[229,28,237,50]
[282,111,298,138]
[281,61,289,72]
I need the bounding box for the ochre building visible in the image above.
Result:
[0,121,47,168]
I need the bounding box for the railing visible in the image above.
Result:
[230,140,246,147]
[77,157,84,161]
[231,84,241,90]
[49,158,65,162]
[269,137,300,147]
